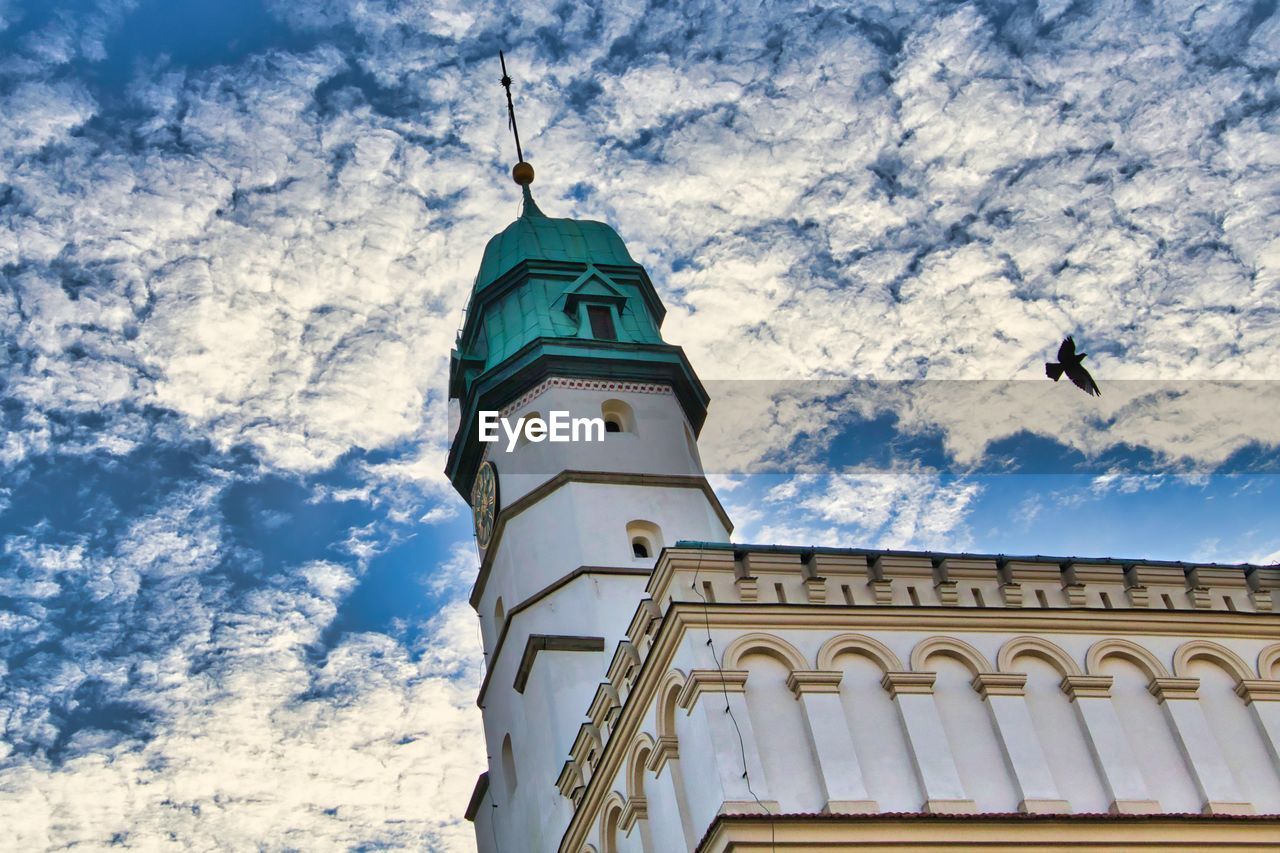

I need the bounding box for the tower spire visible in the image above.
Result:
[499,50,534,187]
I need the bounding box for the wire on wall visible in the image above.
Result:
[689,546,777,853]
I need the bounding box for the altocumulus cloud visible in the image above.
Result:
[1,0,1278,848]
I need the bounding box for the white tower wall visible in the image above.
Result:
[469,380,730,853]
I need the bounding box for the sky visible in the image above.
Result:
[0,0,1278,848]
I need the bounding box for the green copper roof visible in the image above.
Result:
[473,186,636,291]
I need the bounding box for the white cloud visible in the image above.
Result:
[0,475,484,850]
[750,462,982,550]
[2,0,1278,849]
[0,602,485,851]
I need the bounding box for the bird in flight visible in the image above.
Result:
[1045,335,1101,396]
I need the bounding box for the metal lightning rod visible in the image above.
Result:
[499,51,534,186]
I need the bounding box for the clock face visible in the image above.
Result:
[471,461,499,550]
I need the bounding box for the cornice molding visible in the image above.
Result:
[513,634,605,694]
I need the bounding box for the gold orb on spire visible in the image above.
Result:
[512,161,535,186]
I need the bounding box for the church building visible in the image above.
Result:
[451,161,1280,851]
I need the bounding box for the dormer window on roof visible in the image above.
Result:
[587,305,617,340]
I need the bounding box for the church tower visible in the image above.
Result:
[450,158,731,850]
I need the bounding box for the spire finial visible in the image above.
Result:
[499,50,534,186]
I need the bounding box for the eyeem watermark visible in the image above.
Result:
[478,411,605,452]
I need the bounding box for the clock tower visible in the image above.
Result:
[449,162,732,851]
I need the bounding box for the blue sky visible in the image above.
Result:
[1,0,1278,848]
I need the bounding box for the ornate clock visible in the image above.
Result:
[471,460,499,550]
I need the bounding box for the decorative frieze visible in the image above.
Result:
[647,547,1264,615]
[499,376,672,417]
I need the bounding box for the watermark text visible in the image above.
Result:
[478,411,606,452]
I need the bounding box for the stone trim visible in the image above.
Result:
[924,798,980,815]
[677,669,748,709]
[464,772,489,822]
[1236,679,1280,704]
[513,634,605,694]
[696,813,1280,853]
[618,796,648,832]
[1149,677,1200,703]
[648,734,679,774]
[1061,674,1114,700]
[556,760,583,800]
[880,671,936,697]
[786,670,844,697]
[972,672,1028,698]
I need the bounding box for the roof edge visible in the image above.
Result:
[671,541,1279,572]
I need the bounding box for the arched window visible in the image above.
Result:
[501,734,517,797]
[494,596,505,625]
[626,520,662,562]
[601,399,635,434]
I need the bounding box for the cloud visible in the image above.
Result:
[749,462,982,550]
[0,467,483,848]
[2,0,1278,849]
[0,601,484,850]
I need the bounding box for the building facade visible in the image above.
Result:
[452,179,1280,851]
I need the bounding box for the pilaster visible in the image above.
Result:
[787,671,877,813]
[1236,680,1280,770]
[1149,677,1251,814]
[881,671,976,814]
[972,673,1070,813]
[1060,675,1160,814]
[677,670,778,814]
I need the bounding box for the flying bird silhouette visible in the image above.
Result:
[1045,335,1101,397]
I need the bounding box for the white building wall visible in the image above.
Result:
[563,566,1280,853]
